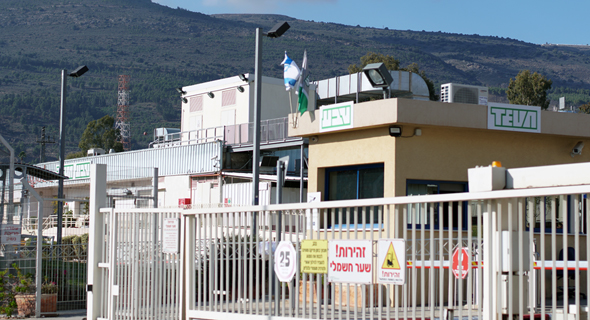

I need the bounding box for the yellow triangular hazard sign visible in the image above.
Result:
[381,243,401,270]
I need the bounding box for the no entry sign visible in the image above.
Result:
[452,247,469,279]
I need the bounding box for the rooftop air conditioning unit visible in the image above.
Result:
[440,83,488,105]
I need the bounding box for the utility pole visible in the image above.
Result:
[35,126,55,163]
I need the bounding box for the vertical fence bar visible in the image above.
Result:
[540,197,546,320]
[448,201,453,316]
[527,198,535,320]
[551,197,557,315]
[420,203,426,320]
[411,203,417,320]
[402,205,407,319]
[574,195,580,316]
[429,203,435,320]
[457,202,463,320]
[477,201,483,320]
[438,202,444,320]
[562,195,569,314]
[467,201,473,320]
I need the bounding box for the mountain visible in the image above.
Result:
[1,0,589,163]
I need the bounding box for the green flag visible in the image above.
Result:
[296,50,309,115]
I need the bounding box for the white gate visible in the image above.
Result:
[93,208,182,320]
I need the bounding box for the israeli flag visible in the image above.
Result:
[280,52,300,91]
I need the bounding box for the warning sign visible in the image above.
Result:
[300,240,328,274]
[377,239,406,285]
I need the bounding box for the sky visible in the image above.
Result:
[152,0,589,45]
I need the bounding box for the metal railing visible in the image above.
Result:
[1,243,88,311]
[149,117,300,148]
[22,215,89,234]
[181,185,590,320]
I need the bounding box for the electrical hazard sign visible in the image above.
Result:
[377,239,406,285]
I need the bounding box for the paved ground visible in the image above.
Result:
[33,309,86,319]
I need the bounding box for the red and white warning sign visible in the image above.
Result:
[452,247,470,279]
[377,239,406,285]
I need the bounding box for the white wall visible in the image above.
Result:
[181,75,293,132]
[162,175,191,208]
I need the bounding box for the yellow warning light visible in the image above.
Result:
[492,161,502,167]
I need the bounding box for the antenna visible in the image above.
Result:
[116,75,131,151]
[35,126,55,163]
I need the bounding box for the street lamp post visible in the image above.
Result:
[251,22,290,206]
[57,65,88,244]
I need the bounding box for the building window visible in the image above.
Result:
[325,164,384,228]
[222,89,236,107]
[406,179,468,230]
[190,95,203,112]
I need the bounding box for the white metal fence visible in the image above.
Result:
[90,184,590,320]
[182,185,590,320]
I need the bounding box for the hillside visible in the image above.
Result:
[1,0,589,162]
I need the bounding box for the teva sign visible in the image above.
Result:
[487,102,541,133]
[320,102,354,132]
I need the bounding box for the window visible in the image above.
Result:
[325,164,384,228]
[525,195,584,234]
[189,95,203,112]
[406,179,468,230]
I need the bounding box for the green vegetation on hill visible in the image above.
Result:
[1,0,590,163]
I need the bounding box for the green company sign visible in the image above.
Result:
[320,102,354,132]
[487,103,541,133]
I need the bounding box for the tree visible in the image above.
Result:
[67,115,124,159]
[578,102,590,114]
[506,70,553,109]
[348,52,400,73]
[348,52,438,101]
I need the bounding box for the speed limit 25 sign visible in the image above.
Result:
[274,241,297,282]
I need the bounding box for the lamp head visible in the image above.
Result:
[362,63,393,88]
[176,87,187,95]
[266,22,290,38]
[69,65,89,78]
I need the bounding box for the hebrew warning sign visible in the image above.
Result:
[328,240,372,284]
[377,239,406,285]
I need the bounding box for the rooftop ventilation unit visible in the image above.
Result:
[440,83,488,105]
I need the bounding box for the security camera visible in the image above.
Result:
[571,141,584,157]
[310,136,318,143]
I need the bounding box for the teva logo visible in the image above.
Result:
[320,102,354,132]
[487,103,541,133]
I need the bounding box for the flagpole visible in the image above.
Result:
[288,90,297,128]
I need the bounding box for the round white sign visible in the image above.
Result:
[274,241,297,282]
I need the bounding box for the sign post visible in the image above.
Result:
[452,247,469,279]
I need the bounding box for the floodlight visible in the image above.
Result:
[362,63,393,88]
[176,87,187,95]
[237,86,245,93]
[239,74,248,82]
[182,97,188,104]
[266,22,290,38]
[207,92,215,99]
[69,65,89,78]
[389,126,402,137]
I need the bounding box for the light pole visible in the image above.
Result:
[252,21,290,206]
[57,65,88,244]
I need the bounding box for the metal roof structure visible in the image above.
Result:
[0,163,67,181]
